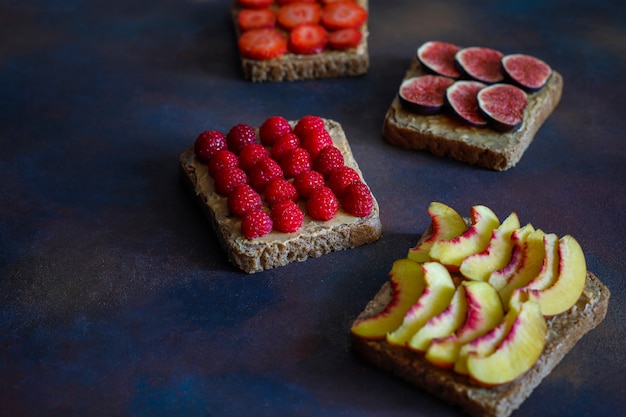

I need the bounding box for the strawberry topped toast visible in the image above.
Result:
[180,115,382,273]
[232,0,369,82]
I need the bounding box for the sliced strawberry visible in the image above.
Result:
[327,27,362,50]
[238,8,276,32]
[288,23,328,55]
[238,28,288,60]
[321,2,367,30]
[321,0,355,3]
[237,0,273,8]
[277,0,317,5]
[277,2,322,31]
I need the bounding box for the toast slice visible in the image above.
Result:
[382,56,563,170]
[350,223,610,417]
[231,0,369,82]
[180,118,382,273]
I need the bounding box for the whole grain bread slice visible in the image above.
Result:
[231,0,369,82]
[180,118,382,273]
[382,56,563,170]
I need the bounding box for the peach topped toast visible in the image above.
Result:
[351,202,609,417]
[180,116,381,273]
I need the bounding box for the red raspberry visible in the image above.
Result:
[208,149,239,177]
[271,199,304,233]
[280,147,312,179]
[294,115,325,139]
[227,184,262,217]
[241,208,273,239]
[213,166,247,196]
[271,132,300,162]
[314,145,344,177]
[238,143,270,172]
[328,166,361,196]
[259,116,292,146]
[194,130,226,163]
[307,186,338,221]
[342,181,373,217]
[293,170,325,198]
[300,127,333,159]
[249,157,283,192]
[226,123,258,154]
[265,177,299,206]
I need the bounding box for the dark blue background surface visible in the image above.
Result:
[1,1,624,416]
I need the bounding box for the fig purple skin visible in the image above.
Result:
[456,47,505,84]
[502,54,552,92]
[445,80,488,127]
[399,75,456,115]
[417,41,462,78]
[477,83,528,132]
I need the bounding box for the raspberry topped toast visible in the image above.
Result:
[232,0,369,82]
[180,116,382,273]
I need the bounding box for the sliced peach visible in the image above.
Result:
[467,300,547,386]
[425,281,504,368]
[521,232,559,291]
[407,202,467,263]
[524,235,587,316]
[459,212,521,281]
[429,205,501,271]
[408,284,468,352]
[351,258,425,339]
[386,262,456,347]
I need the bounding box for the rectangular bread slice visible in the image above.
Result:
[351,271,610,417]
[180,118,382,273]
[231,0,369,82]
[382,56,563,170]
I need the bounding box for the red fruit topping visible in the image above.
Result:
[238,0,273,8]
[238,28,288,60]
[280,147,312,178]
[227,184,263,217]
[271,199,304,233]
[208,149,239,177]
[259,116,292,146]
[455,46,505,84]
[502,53,552,92]
[226,123,258,154]
[238,8,276,32]
[314,145,344,177]
[321,2,367,30]
[277,2,322,30]
[277,0,317,5]
[445,80,488,127]
[271,132,301,162]
[241,208,273,239]
[194,130,226,163]
[294,115,326,138]
[265,177,299,206]
[288,23,328,55]
[342,181,373,217]
[300,127,333,158]
[398,75,455,115]
[477,83,528,132]
[328,28,362,50]
[213,166,248,196]
[417,41,462,78]
[307,186,339,221]
[293,169,325,198]
[249,157,284,191]
[238,143,270,172]
[328,166,361,196]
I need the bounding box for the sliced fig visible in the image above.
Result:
[445,80,488,127]
[399,75,455,115]
[455,47,505,84]
[502,53,552,92]
[477,84,528,132]
[417,41,462,78]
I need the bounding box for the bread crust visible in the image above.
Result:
[231,0,369,82]
[382,56,563,170]
[351,272,610,417]
[180,119,382,273]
